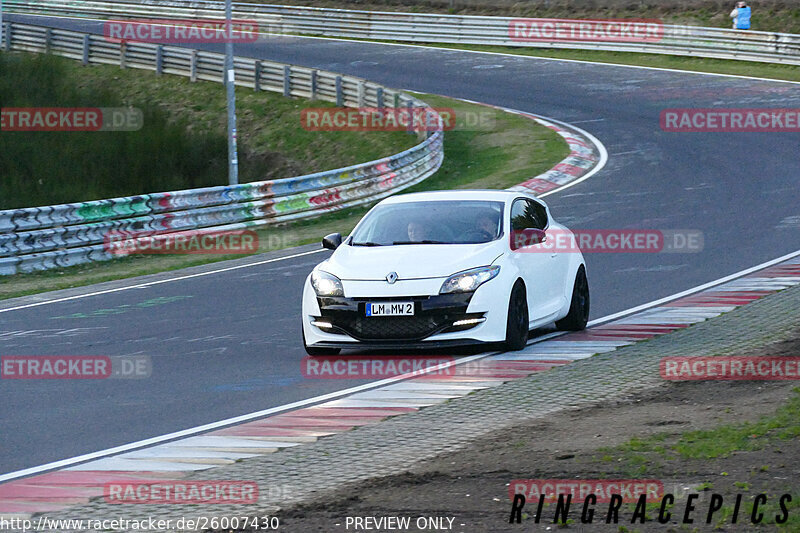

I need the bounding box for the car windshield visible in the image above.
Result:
[350,200,504,246]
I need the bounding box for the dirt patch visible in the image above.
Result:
[270,333,800,532]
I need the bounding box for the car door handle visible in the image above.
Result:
[543,232,557,257]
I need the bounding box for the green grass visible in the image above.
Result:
[1,53,229,209]
[0,52,416,209]
[0,79,568,300]
[602,387,800,468]
[674,390,800,459]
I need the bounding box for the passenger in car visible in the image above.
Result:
[476,215,499,240]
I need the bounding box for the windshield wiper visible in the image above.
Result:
[351,241,384,247]
[392,240,448,245]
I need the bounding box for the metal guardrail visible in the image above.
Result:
[7,0,800,65]
[0,21,444,276]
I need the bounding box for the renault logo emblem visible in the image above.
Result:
[386,272,398,284]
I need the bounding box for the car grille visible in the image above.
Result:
[334,315,445,341]
[317,294,480,342]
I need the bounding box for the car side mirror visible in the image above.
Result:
[322,233,343,250]
[510,228,546,251]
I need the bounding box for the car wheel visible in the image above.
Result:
[504,280,529,351]
[303,327,341,356]
[556,266,590,331]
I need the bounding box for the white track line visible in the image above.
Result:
[0,249,325,314]
[0,353,489,483]
[587,248,800,327]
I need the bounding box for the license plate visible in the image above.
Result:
[366,301,414,317]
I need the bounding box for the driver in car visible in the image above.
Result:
[407,220,432,242]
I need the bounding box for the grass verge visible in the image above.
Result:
[0,52,417,209]
[606,387,800,468]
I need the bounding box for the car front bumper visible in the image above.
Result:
[313,293,485,343]
[302,272,513,348]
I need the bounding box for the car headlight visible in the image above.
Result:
[439,265,500,294]
[311,270,344,297]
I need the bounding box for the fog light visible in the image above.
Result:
[312,320,334,329]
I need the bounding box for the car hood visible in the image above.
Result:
[321,242,505,281]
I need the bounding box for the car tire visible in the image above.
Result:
[504,280,529,351]
[556,266,590,331]
[303,328,341,356]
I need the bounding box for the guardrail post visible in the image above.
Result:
[406,100,415,135]
[254,60,262,91]
[45,28,53,54]
[283,65,291,97]
[393,93,400,109]
[2,23,10,52]
[155,45,163,75]
[335,76,343,106]
[310,70,318,100]
[119,40,127,69]
[376,87,384,109]
[82,34,90,65]
[190,50,198,82]
[357,81,365,108]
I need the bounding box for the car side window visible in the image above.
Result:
[510,199,548,231]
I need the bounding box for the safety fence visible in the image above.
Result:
[6,0,800,65]
[0,21,444,276]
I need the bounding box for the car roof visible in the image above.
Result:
[380,190,534,205]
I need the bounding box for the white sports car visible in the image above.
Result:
[301,190,589,355]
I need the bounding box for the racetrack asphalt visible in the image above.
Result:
[2,13,799,475]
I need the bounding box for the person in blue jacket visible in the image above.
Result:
[730,1,752,30]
